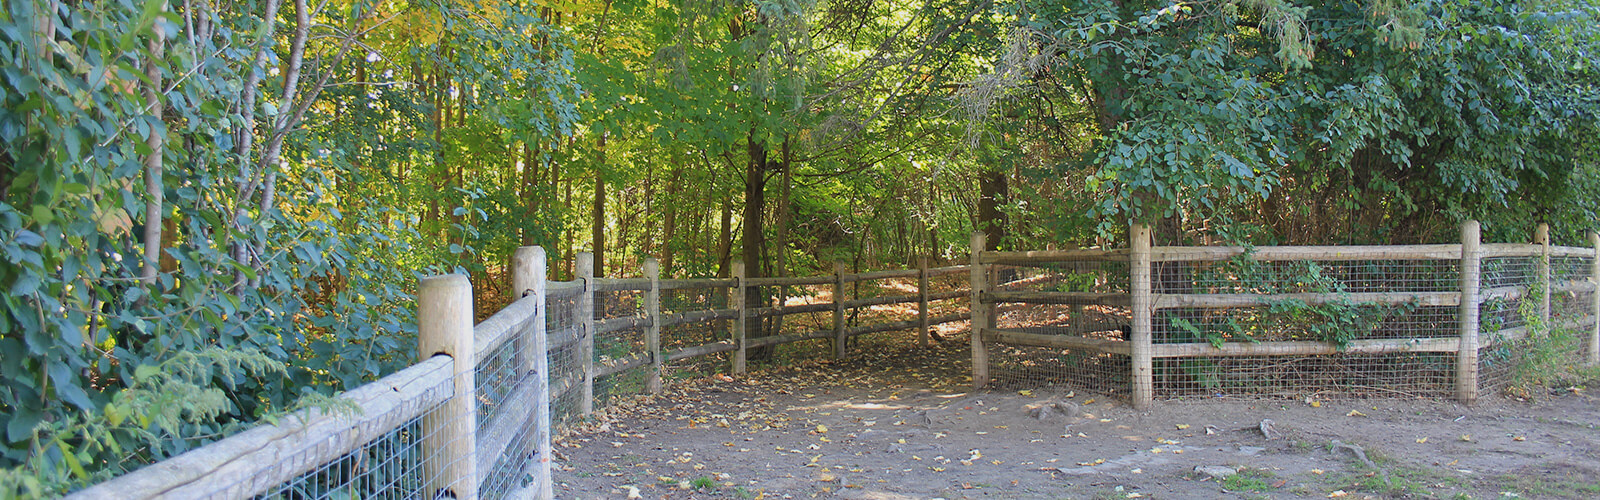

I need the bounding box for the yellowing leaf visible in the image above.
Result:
[1175,424,1190,430]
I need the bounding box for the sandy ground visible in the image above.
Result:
[550,336,1600,500]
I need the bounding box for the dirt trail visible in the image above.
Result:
[552,336,1600,499]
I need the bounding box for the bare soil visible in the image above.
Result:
[552,333,1600,500]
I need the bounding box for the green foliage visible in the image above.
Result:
[1177,256,1419,349]
[977,0,1600,241]
[0,0,577,493]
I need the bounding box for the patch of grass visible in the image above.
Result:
[1223,468,1275,492]
[1320,442,1454,498]
[691,476,717,489]
[733,487,763,499]
[1493,468,1600,499]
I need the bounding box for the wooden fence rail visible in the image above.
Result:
[74,220,1599,498]
[74,247,968,499]
[971,221,1600,410]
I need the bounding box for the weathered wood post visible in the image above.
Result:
[833,262,848,359]
[418,274,478,500]
[1537,223,1551,325]
[575,252,596,416]
[510,247,554,500]
[1457,220,1482,405]
[969,232,990,390]
[732,260,748,375]
[1129,223,1154,411]
[645,258,663,393]
[918,257,931,348]
[1589,230,1600,365]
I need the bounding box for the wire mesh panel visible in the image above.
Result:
[660,283,733,377]
[1152,353,1455,398]
[546,287,584,431]
[241,375,459,500]
[986,261,1131,393]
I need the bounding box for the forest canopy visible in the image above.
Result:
[2,0,1596,494]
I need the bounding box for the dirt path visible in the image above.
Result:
[552,336,1600,499]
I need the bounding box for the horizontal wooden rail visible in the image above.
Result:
[751,302,834,318]
[983,291,1131,307]
[660,308,739,328]
[596,352,652,379]
[928,265,972,276]
[473,295,539,360]
[659,278,737,290]
[1151,337,1459,357]
[70,356,456,499]
[1551,246,1596,258]
[1150,244,1462,262]
[745,330,833,349]
[983,328,1131,356]
[850,269,920,282]
[549,325,579,351]
[547,281,584,298]
[476,371,538,486]
[927,313,970,326]
[665,341,737,362]
[843,294,918,309]
[1153,291,1459,309]
[1481,243,1544,258]
[593,278,650,292]
[745,276,834,287]
[596,315,652,335]
[982,248,1130,265]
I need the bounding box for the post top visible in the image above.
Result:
[513,246,547,259]
[419,273,471,290]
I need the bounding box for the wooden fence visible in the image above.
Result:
[71,248,969,499]
[972,221,1600,409]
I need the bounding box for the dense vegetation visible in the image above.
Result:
[1,0,1596,495]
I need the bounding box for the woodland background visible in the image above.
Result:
[1,0,1597,494]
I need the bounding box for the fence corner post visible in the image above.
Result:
[833,262,848,359]
[732,260,748,375]
[511,246,554,499]
[1537,222,1551,325]
[1457,220,1482,405]
[919,256,931,348]
[576,252,596,416]
[418,274,478,500]
[969,231,990,390]
[1129,222,1154,411]
[1589,230,1599,365]
[645,258,663,392]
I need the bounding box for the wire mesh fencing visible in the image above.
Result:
[977,225,1600,406]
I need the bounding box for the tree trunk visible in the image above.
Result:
[521,141,539,245]
[659,166,683,276]
[977,167,1008,251]
[592,135,607,278]
[140,9,167,286]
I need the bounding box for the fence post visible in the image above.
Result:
[1537,223,1551,324]
[1457,220,1482,405]
[418,274,478,500]
[576,252,595,416]
[645,258,663,393]
[969,231,990,390]
[1129,222,1154,411]
[732,261,748,375]
[919,257,931,348]
[833,262,848,359]
[1589,230,1599,365]
[511,247,554,500]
